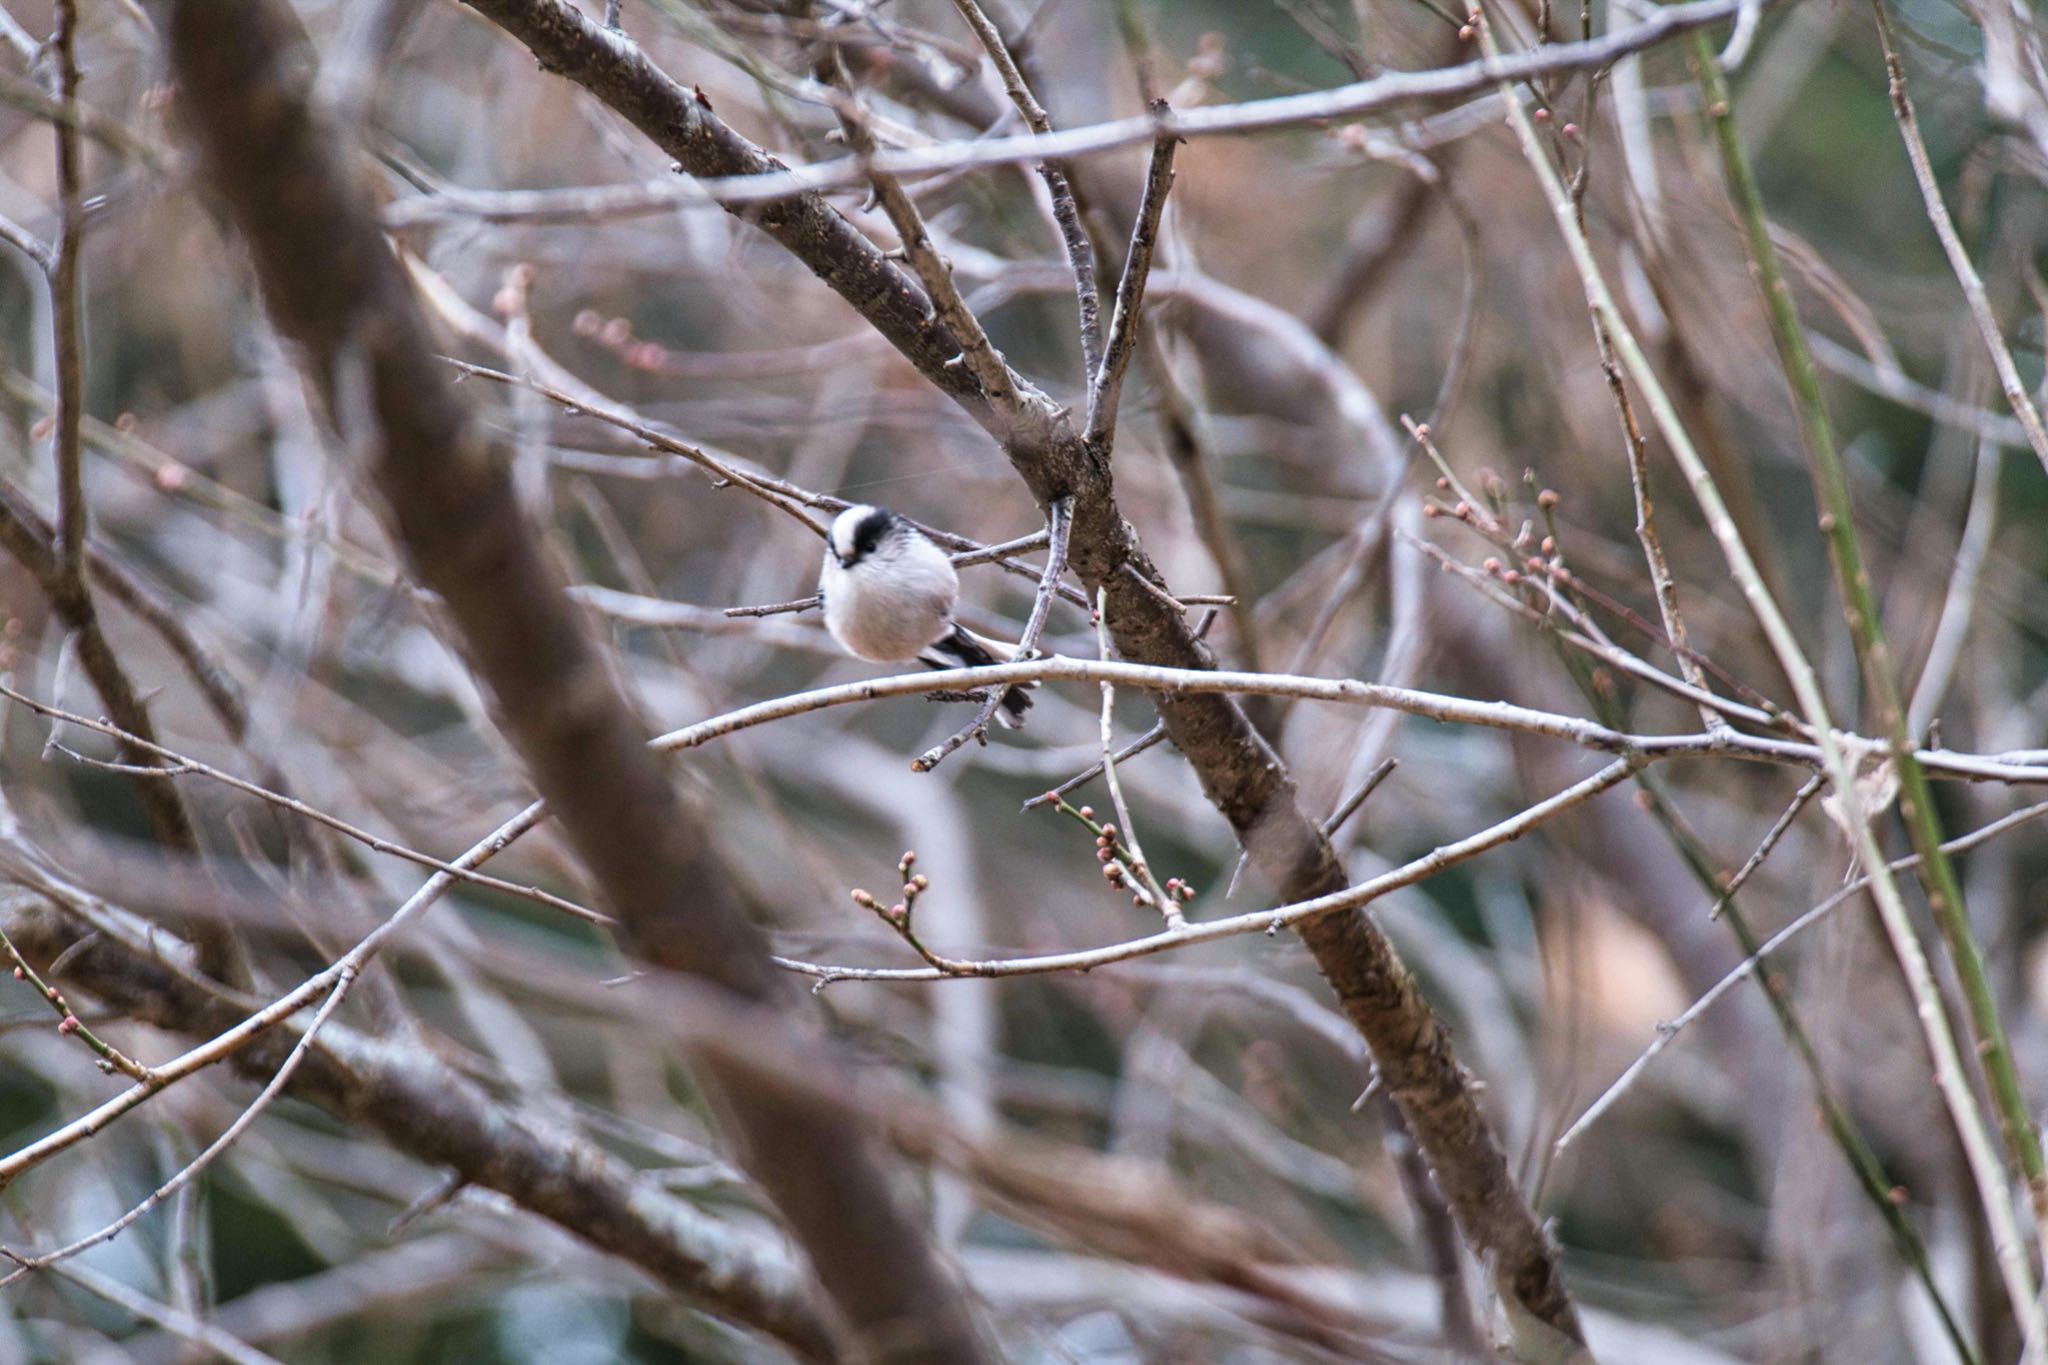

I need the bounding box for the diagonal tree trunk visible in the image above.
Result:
[157,3,993,1358]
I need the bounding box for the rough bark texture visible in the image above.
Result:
[455,0,1584,1344]
[160,3,993,1359]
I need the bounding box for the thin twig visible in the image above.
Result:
[1021,722,1169,811]
[0,921,152,1081]
[1320,758,1398,839]
[26,1261,285,1365]
[1558,793,2048,1150]
[0,963,359,1281]
[1582,253,1724,734]
[1087,104,1178,447]
[945,0,1103,379]
[445,358,829,535]
[1871,1,2048,477]
[1093,587,1181,929]
[0,801,548,1191]
[1012,497,1072,661]
[772,759,1637,981]
[912,497,1071,772]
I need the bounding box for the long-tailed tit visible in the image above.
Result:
[819,504,1033,726]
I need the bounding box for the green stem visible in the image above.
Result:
[1543,626,1981,1365]
[1692,15,2047,1230]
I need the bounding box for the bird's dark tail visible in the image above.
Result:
[920,625,1033,727]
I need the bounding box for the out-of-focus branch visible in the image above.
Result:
[0,7,224,969]
[464,0,1771,206]
[0,476,238,983]
[1485,6,2037,1324]
[1,684,606,925]
[159,3,993,1358]
[1697,21,2048,1257]
[1870,4,2048,476]
[0,890,838,1358]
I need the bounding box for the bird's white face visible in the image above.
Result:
[829,505,895,567]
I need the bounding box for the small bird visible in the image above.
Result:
[819,504,1033,726]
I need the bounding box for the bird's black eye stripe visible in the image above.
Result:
[850,508,894,561]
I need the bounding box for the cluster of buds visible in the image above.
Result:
[849,851,929,935]
[490,261,538,319]
[572,308,673,373]
[1420,475,1506,538]
[1041,792,1198,917]
[12,964,81,1039]
[1425,466,1581,595]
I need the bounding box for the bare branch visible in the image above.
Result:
[945,0,1104,378]
[775,759,1638,982]
[458,0,1772,207]
[913,495,1071,772]
[1087,107,1178,447]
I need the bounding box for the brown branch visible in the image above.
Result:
[1087,106,1178,448]
[945,0,1104,380]
[160,4,992,1359]
[455,0,1588,1342]
[825,51,1017,407]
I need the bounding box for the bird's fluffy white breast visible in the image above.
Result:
[820,531,959,662]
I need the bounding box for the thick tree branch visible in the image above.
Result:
[159,3,992,1358]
